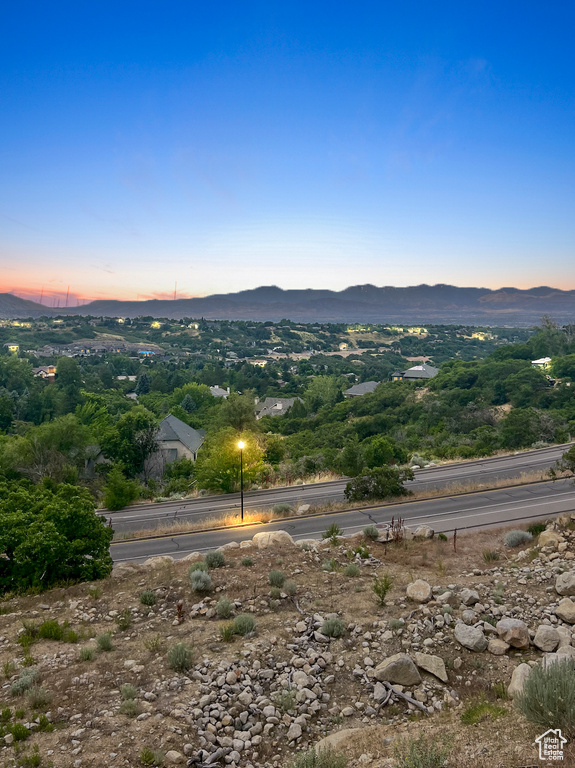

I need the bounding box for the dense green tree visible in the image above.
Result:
[0,481,113,593]
[214,393,257,432]
[194,428,264,493]
[344,466,414,502]
[101,406,158,477]
[135,372,151,395]
[103,465,140,510]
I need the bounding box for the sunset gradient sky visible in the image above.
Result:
[1,2,574,305]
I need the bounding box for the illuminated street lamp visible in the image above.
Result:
[238,441,245,523]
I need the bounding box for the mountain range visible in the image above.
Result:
[2,285,575,325]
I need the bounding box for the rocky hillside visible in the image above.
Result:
[2,519,575,767]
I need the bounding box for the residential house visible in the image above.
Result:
[392,364,439,381]
[155,414,205,462]
[32,365,57,380]
[343,381,380,398]
[255,397,301,419]
[532,357,552,369]
[209,385,230,398]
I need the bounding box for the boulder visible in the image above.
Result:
[287,723,302,741]
[164,751,185,765]
[414,525,434,539]
[374,653,421,686]
[296,504,311,516]
[496,618,530,649]
[181,551,204,562]
[556,571,575,596]
[295,539,318,550]
[556,598,575,624]
[508,663,532,698]
[219,541,239,550]
[252,530,294,549]
[414,652,448,683]
[315,729,362,753]
[538,530,563,548]
[555,625,573,648]
[460,588,480,606]
[111,562,140,578]
[406,579,433,603]
[454,622,487,652]
[488,638,510,656]
[143,555,174,569]
[533,625,560,653]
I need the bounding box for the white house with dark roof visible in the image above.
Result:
[155,414,205,462]
[344,381,379,398]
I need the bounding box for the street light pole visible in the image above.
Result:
[238,440,245,523]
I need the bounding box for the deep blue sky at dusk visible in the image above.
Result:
[1,2,574,303]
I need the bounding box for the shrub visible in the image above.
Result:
[3,660,16,679]
[140,747,165,766]
[388,618,404,631]
[283,579,297,596]
[482,550,500,562]
[215,597,233,619]
[269,570,286,588]
[96,633,113,652]
[363,525,379,540]
[344,563,360,577]
[270,586,281,599]
[372,572,394,605]
[288,746,348,768]
[88,585,102,600]
[438,532,448,542]
[527,521,548,536]
[167,643,193,673]
[273,503,293,515]
[190,570,213,594]
[322,558,339,572]
[504,529,533,548]
[35,713,54,733]
[10,669,39,696]
[121,683,138,700]
[321,617,346,638]
[322,523,342,543]
[16,744,43,767]
[26,686,51,711]
[103,466,140,510]
[241,557,253,567]
[232,614,256,636]
[220,622,236,642]
[273,687,297,713]
[393,734,450,768]
[205,550,226,569]
[344,466,414,502]
[115,608,133,631]
[188,561,207,573]
[352,544,370,559]
[140,590,156,607]
[9,722,30,742]
[37,620,64,641]
[79,646,95,662]
[119,699,140,717]
[460,698,506,725]
[143,634,164,653]
[516,657,575,736]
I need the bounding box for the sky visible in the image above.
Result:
[1,1,574,305]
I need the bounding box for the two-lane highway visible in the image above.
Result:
[108,444,570,533]
[111,477,575,563]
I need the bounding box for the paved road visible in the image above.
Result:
[111,477,575,563]
[107,443,570,533]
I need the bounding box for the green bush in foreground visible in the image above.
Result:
[362,524,379,540]
[205,550,226,569]
[288,746,348,768]
[516,657,575,737]
[504,529,532,548]
[167,643,193,673]
[140,747,165,766]
[232,614,256,636]
[393,734,451,768]
[215,597,233,619]
[372,572,394,605]
[190,570,213,593]
[269,570,285,588]
[321,617,346,638]
[96,633,113,652]
[139,590,156,607]
[10,669,39,696]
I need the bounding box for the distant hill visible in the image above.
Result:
[3,285,575,325]
[0,293,56,319]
